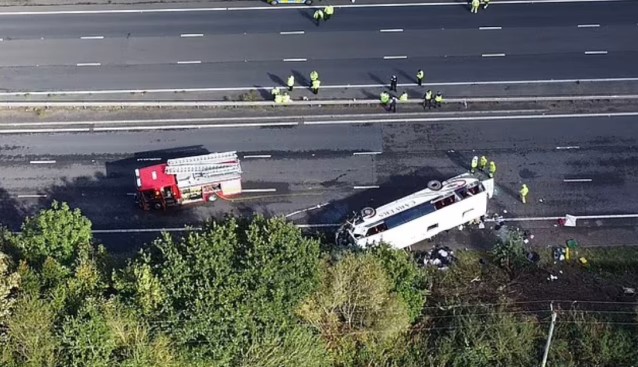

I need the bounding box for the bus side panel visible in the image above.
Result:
[357,192,489,249]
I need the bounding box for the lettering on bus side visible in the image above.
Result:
[379,202,415,218]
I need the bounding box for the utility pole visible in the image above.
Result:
[540,302,558,367]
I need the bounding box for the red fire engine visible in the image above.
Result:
[134,151,242,210]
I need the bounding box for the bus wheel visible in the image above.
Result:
[270,0,278,5]
[305,0,313,4]
[427,180,442,191]
[361,207,376,218]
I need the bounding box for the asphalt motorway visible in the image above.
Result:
[0,2,637,92]
[1,113,637,250]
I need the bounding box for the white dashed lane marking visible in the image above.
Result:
[585,50,608,55]
[80,35,104,39]
[556,146,580,150]
[280,31,305,35]
[242,188,277,193]
[353,151,382,155]
[180,33,203,37]
[380,28,404,32]
[564,178,593,182]
[243,155,272,158]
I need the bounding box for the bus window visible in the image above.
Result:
[365,222,388,236]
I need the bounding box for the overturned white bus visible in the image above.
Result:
[335,173,495,249]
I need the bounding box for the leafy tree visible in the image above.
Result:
[1,294,59,367]
[491,229,529,278]
[59,298,183,367]
[116,216,322,365]
[421,305,541,367]
[238,325,331,367]
[60,299,116,367]
[368,245,427,322]
[297,252,411,367]
[15,201,92,266]
[0,251,19,320]
[549,311,638,366]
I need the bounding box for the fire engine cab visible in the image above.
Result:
[134,151,242,210]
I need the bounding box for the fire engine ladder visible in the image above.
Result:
[166,152,242,189]
[166,151,238,167]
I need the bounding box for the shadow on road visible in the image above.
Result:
[396,68,415,85]
[35,146,219,253]
[251,85,272,100]
[0,186,26,231]
[267,73,285,88]
[368,72,387,88]
[297,9,316,25]
[306,167,446,227]
[291,69,309,89]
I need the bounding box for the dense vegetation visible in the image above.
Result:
[1,202,637,367]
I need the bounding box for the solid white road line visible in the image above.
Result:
[280,31,305,35]
[0,122,299,134]
[0,0,626,15]
[304,111,638,125]
[242,188,277,193]
[76,62,101,66]
[556,146,580,150]
[563,178,593,182]
[489,213,638,223]
[283,58,307,62]
[92,224,341,233]
[383,55,408,59]
[92,227,203,234]
[354,185,380,189]
[482,53,506,57]
[295,224,340,228]
[577,24,600,28]
[92,123,298,131]
[30,160,56,164]
[243,154,272,158]
[177,60,202,64]
[353,151,382,155]
[17,194,48,198]
[3,77,638,96]
[380,28,404,32]
[180,33,203,37]
[0,128,91,134]
[80,35,104,39]
[5,116,301,127]
[0,112,535,128]
[479,26,502,30]
[585,50,608,55]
